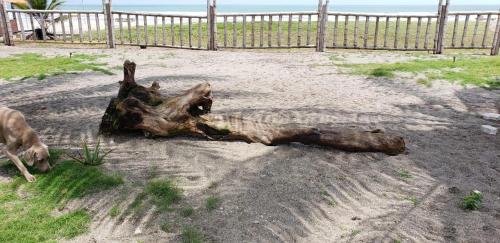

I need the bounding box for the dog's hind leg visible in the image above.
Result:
[3,147,36,182]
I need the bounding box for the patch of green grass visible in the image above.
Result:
[407,196,420,206]
[416,78,433,87]
[351,229,361,237]
[160,222,172,233]
[398,170,412,179]
[145,178,182,211]
[37,73,47,80]
[128,192,147,214]
[371,67,395,77]
[462,190,482,210]
[0,53,113,81]
[181,207,195,217]
[182,226,204,243]
[206,196,220,211]
[0,160,123,243]
[344,55,500,88]
[320,190,337,207]
[110,205,121,218]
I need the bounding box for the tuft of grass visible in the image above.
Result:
[110,205,121,218]
[371,67,394,77]
[37,73,47,80]
[344,55,500,88]
[351,229,361,237]
[407,196,420,206]
[462,190,482,210]
[320,190,337,207]
[206,196,220,211]
[128,192,147,214]
[417,78,433,87]
[145,178,182,211]
[398,170,412,179]
[181,207,195,217]
[0,160,123,243]
[68,138,113,166]
[182,226,204,243]
[160,222,172,233]
[0,53,113,81]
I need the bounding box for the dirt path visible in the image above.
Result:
[0,46,499,242]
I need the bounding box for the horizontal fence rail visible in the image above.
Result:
[1,1,499,55]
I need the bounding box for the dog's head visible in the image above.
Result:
[25,144,51,173]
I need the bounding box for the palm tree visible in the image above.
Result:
[13,0,65,39]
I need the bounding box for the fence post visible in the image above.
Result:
[316,0,328,52]
[0,0,14,46]
[491,11,500,55]
[207,0,217,50]
[104,0,115,48]
[434,0,449,54]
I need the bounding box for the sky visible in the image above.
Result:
[65,0,500,5]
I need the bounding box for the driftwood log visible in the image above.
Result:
[99,61,406,155]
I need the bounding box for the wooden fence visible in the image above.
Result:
[1,0,499,55]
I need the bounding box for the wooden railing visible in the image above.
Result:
[5,9,106,44]
[324,13,439,51]
[111,11,208,49]
[445,12,500,49]
[1,0,499,55]
[217,12,318,49]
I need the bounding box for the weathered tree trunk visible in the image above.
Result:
[99,61,406,155]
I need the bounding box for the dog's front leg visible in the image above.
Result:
[3,148,36,182]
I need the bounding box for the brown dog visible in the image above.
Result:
[0,107,51,182]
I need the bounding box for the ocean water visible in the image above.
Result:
[63,4,499,13]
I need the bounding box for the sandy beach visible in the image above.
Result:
[0,46,499,242]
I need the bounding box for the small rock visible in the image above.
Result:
[134,227,142,235]
[253,220,260,224]
[481,125,497,135]
[40,106,47,110]
[481,113,500,121]
[448,187,460,194]
[351,216,362,221]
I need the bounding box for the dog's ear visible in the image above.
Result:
[24,149,36,166]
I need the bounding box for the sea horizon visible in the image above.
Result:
[62,4,499,13]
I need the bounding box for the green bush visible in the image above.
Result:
[462,190,482,210]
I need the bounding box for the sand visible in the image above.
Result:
[0,45,499,243]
